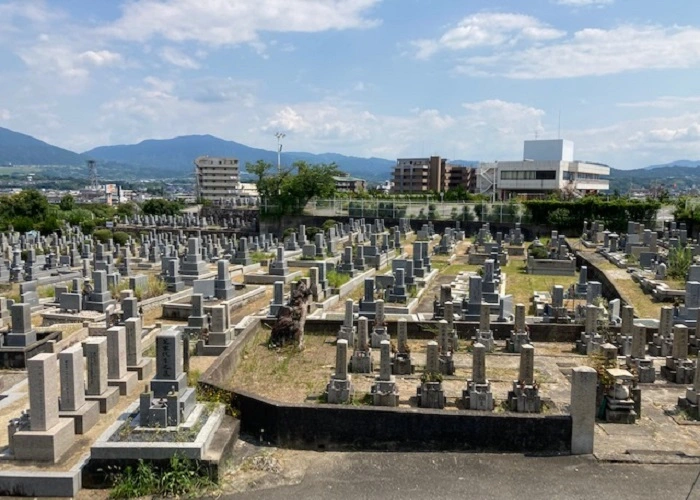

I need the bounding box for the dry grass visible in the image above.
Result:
[229,328,335,403]
[502,257,576,312]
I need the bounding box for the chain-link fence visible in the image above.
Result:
[300,199,531,224]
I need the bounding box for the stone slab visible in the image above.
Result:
[86,385,120,414]
[59,400,100,434]
[127,357,155,381]
[242,271,302,285]
[12,418,75,462]
[108,371,139,396]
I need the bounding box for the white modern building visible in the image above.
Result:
[477,140,609,200]
[194,156,240,203]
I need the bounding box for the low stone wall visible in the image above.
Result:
[293,318,585,342]
[161,287,265,320]
[139,288,193,314]
[526,257,576,276]
[198,318,263,392]
[233,390,571,453]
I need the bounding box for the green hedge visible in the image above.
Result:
[523,198,660,233]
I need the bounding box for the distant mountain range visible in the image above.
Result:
[1,125,700,190]
[0,127,84,166]
[83,134,395,182]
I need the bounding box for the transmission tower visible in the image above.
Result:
[87,160,98,190]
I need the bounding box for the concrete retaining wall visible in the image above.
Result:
[233,390,572,453]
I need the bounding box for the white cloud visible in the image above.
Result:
[617,96,700,109]
[553,0,613,6]
[412,13,565,59]
[0,109,11,121]
[18,42,123,88]
[103,0,381,47]
[258,98,544,159]
[456,24,700,79]
[159,47,200,69]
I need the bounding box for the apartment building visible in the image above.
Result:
[477,140,610,200]
[333,173,367,193]
[194,156,240,202]
[391,156,475,194]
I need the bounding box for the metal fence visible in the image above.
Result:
[300,199,530,223]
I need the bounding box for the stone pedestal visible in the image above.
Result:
[462,382,493,411]
[661,357,695,384]
[326,339,353,404]
[507,383,542,413]
[326,377,353,404]
[625,356,656,383]
[392,352,413,375]
[475,329,494,352]
[506,331,531,353]
[438,353,455,376]
[12,418,75,462]
[371,340,399,407]
[350,350,373,373]
[417,381,445,409]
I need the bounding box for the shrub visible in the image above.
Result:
[93,229,112,243]
[80,219,96,235]
[109,455,212,499]
[322,219,337,232]
[529,245,549,260]
[668,246,693,280]
[112,231,129,246]
[327,269,351,288]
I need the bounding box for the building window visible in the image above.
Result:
[500,170,556,180]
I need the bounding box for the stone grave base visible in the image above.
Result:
[127,357,155,380]
[0,333,61,369]
[350,351,373,373]
[661,362,695,385]
[626,357,656,383]
[60,400,100,434]
[0,469,80,497]
[439,355,455,376]
[392,354,413,375]
[182,271,217,287]
[41,308,106,326]
[371,380,398,407]
[108,371,139,396]
[605,398,637,424]
[508,384,541,413]
[506,332,531,353]
[86,385,120,413]
[243,271,302,285]
[90,403,232,461]
[462,382,494,411]
[12,418,75,462]
[417,381,445,409]
[196,339,232,356]
[678,390,700,419]
[326,377,353,404]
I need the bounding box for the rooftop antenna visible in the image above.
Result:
[558,110,561,139]
[87,160,98,190]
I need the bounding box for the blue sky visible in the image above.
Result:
[1,0,699,169]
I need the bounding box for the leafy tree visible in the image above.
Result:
[253,160,340,216]
[548,208,571,230]
[116,202,137,217]
[142,199,183,216]
[59,194,75,211]
[245,160,274,185]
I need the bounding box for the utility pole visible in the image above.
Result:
[275,132,285,174]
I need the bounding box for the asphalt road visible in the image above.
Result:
[224,452,700,500]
